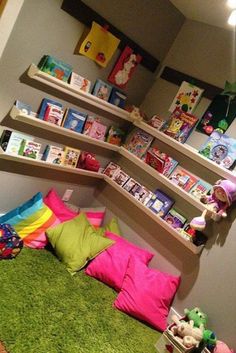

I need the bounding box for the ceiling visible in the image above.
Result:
[169,0,235,30]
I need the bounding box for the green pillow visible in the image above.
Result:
[46,213,114,275]
[96,217,122,237]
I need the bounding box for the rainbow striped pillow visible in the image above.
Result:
[0,192,60,249]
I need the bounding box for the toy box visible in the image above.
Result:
[103,162,121,179]
[38,55,73,82]
[38,98,63,120]
[161,108,199,143]
[42,145,64,165]
[69,72,91,93]
[113,170,130,187]
[62,146,81,168]
[92,79,112,101]
[108,88,127,108]
[87,121,107,141]
[169,167,198,192]
[147,189,174,217]
[198,130,236,169]
[125,128,154,158]
[164,208,187,229]
[106,126,126,146]
[44,104,64,126]
[18,140,41,159]
[62,108,87,133]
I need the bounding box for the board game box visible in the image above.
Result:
[147,189,174,217]
[62,108,87,133]
[198,130,236,169]
[125,128,154,158]
[164,208,187,229]
[161,108,199,143]
[189,180,212,200]
[169,166,198,191]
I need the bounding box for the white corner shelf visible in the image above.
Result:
[119,147,207,212]
[10,106,120,152]
[27,64,132,122]
[134,120,236,183]
[0,147,104,179]
[104,176,204,255]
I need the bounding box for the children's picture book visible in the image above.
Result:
[18,140,41,159]
[145,148,167,173]
[5,132,33,155]
[108,88,127,108]
[113,170,130,187]
[92,79,112,101]
[42,145,64,165]
[161,108,199,143]
[83,116,101,135]
[162,157,179,177]
[125,128,154,158]
[44,105,64,126]
[139,188,154,206]
[38,98,63,119]
[62,147,81,168]
[164,208,187,229]
[198,130,236,169]
[37,55,73,82]
[169,81,204,114]
[87,121,107,141]
[122,178,138,192]
[103,162,120,179]
[15,100,32,115]
[69,72,91,93]
[148,115,165,130]
[147,189,174,217]
[106,126,126,146]
[0,130,12,151]
[129,183,145,200]
[189,180,212,200]
[62,108,87,133]
[169,166,198,191]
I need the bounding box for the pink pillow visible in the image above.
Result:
[44,188,78,222]
[85,231,154,291]
[114,256,181,331]
[79,207,106,228]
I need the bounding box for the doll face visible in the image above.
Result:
[214,187,228,202]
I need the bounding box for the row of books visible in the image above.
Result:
[0,129,100,172]
[38,55,127,108]
[15,100,126,146]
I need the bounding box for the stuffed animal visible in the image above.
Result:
[190,179,236,231]
[171,315,204,348]
[184,307,208,328]
[213,340,235,353]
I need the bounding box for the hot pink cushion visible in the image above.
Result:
[85,231,154,291]
[44,188,78,222]
[114,256,181,331]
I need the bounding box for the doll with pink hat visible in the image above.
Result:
[190,179,236,231]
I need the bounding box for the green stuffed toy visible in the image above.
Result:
[184,307,208,328]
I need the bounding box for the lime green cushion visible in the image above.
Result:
[96,218,122,238]
[46,213,114,274]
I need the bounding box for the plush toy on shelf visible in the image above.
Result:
[184,307,208,328]
[190,179,236,231]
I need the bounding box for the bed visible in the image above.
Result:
[0,248,159,353]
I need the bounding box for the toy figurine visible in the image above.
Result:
[184,307,208,328]
[190,179,236,231]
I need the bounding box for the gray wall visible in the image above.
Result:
[141,20,236,347]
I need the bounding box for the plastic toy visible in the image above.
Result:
[171,315,204,348]
[190,179,236,230]
[213,340,235,353]
[184,307,208,328]
[202,329,217,351]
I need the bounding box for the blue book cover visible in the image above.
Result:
[109,88,127,108]
[147,189,174,217]
[199,130,236,169]
[38,98,63,119]
[62,108,87,133]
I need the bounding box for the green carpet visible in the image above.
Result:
[0,248,160,353]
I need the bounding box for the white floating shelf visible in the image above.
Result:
[10,106,120,152]
[0,147,104,179]
[119,147,206,212]
[27,64,131,122]
[134,120,236,182]
[104,176,204,254]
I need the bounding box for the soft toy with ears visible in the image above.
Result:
[170,315,204,348]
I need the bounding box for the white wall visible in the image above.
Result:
[141,19,236,347]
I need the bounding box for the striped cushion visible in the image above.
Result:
[0,192,60,248]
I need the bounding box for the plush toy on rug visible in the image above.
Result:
[190,179,236,231]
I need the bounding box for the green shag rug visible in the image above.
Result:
[0,248,160,353]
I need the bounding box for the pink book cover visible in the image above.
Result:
[88,121,107,141]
